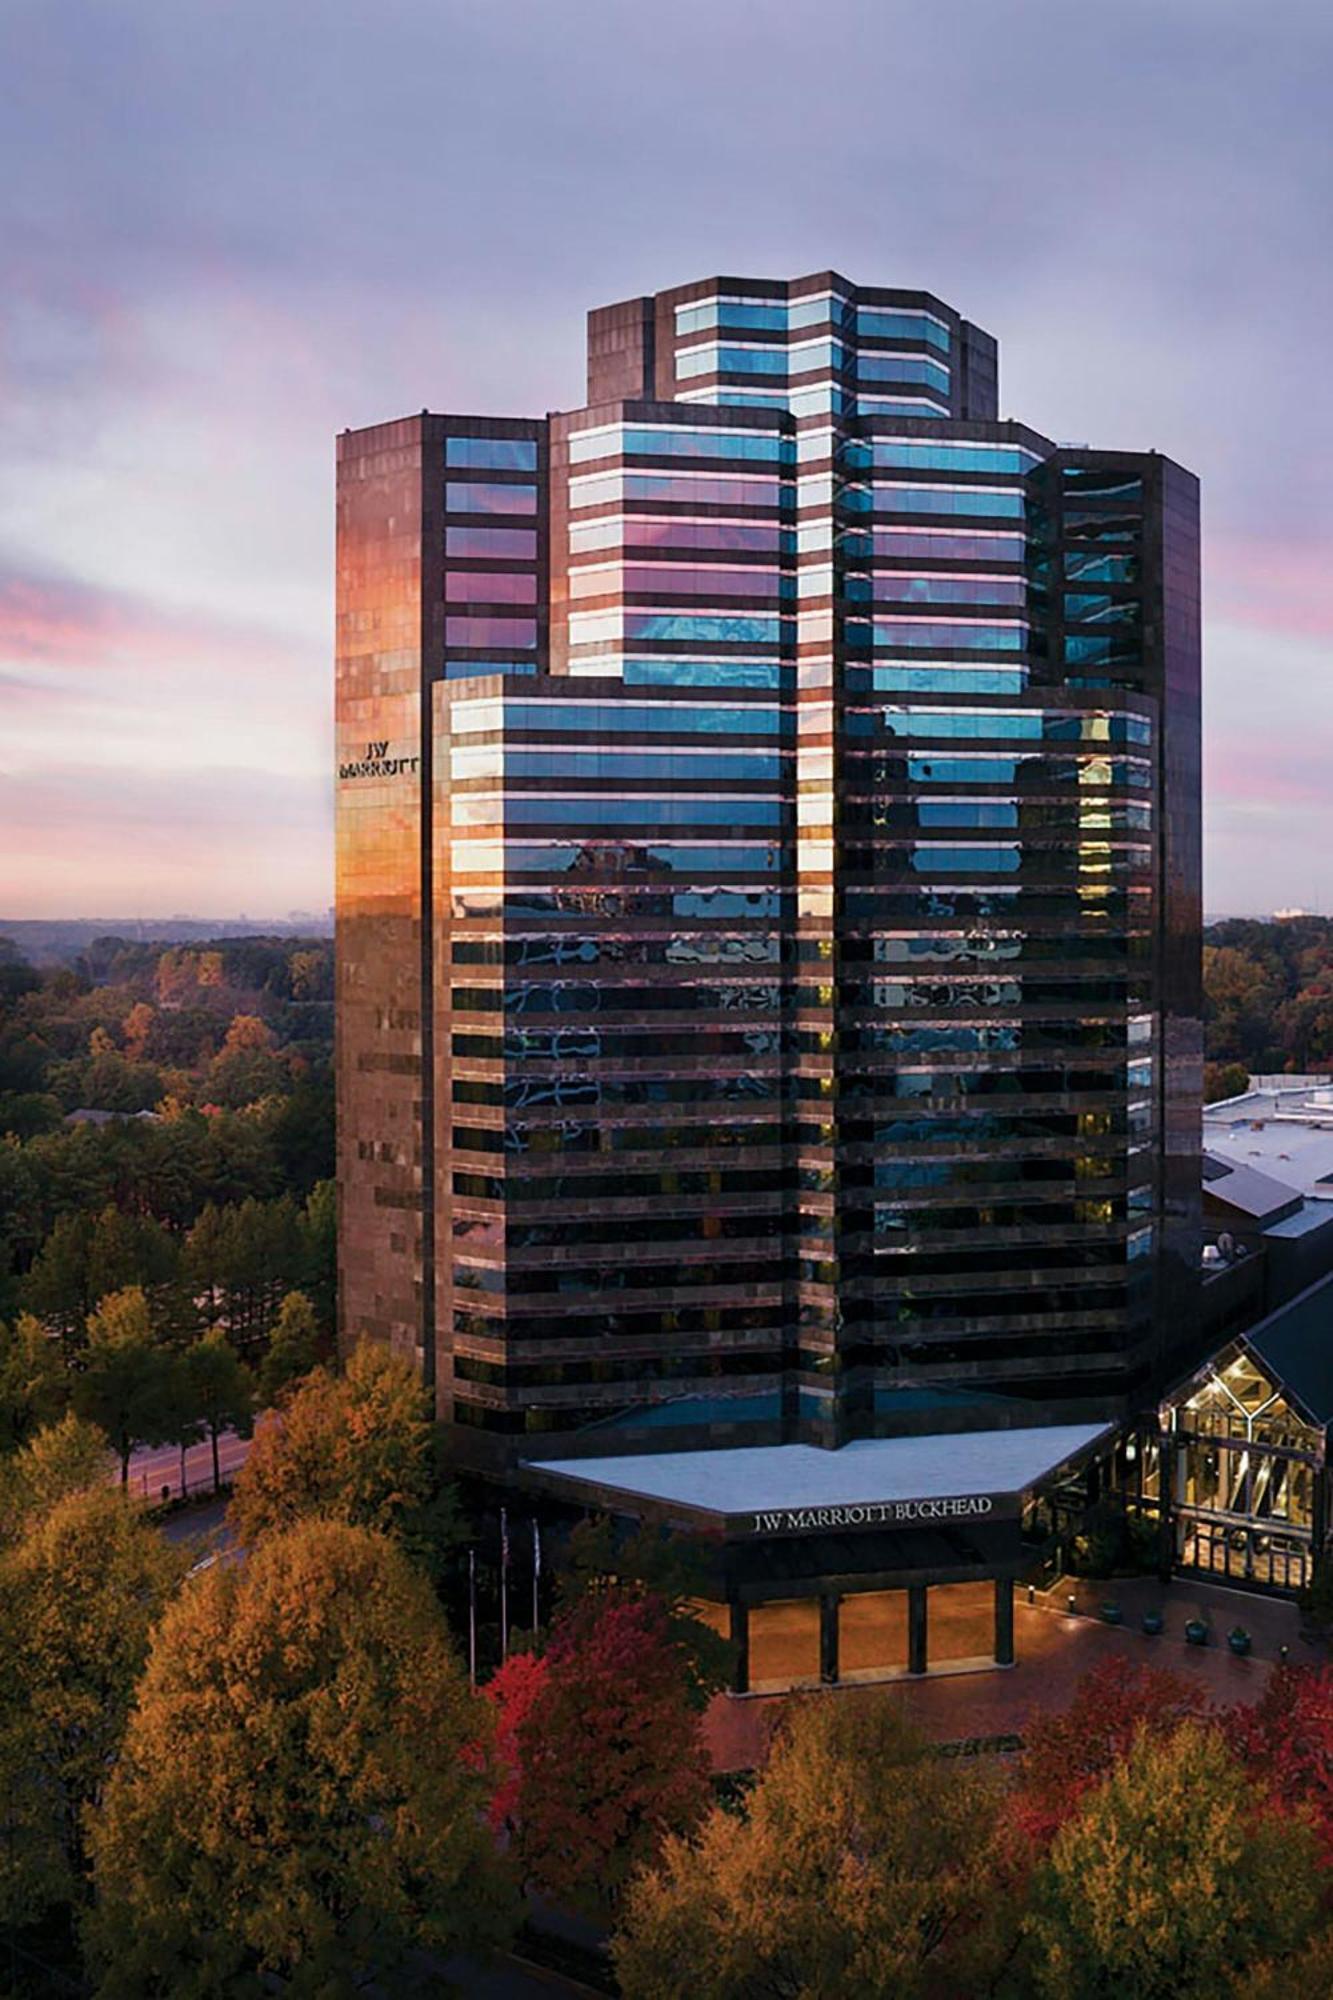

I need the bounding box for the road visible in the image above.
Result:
[124,1426,252,1504]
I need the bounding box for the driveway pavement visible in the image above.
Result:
[707,1575,1319,1772]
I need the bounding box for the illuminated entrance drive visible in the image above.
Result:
[524,1422,1111,1690]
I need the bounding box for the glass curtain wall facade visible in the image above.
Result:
[336,271,1201,1466]
[1167,1348,1322,1592]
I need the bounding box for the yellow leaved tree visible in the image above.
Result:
[85,1517,515,1997]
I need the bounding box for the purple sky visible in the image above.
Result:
[2,0,1329,919]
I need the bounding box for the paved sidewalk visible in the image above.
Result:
[706,1578,1321,1773]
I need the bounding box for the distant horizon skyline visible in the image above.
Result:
[3,2,1329,919]
[5,904,1323,934]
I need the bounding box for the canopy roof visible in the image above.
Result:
[524,1421,1112,1531]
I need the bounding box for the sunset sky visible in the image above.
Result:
[2,0,1329,919]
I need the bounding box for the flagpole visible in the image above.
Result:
[468,1547,477,1688]
[532,1516,541,1634]
[500,1507,510,1660]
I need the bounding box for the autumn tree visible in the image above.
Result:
[228,1341,460,1572]
[1203,944,1282,1068]
[85,1518,515,1997]
[300,1176,336,1330]
[559,1515,734,1708]
[1204,1059,1250,1103]
[72,1287,177,1485]
[181,1193,302,1349]
[484,1649,550,1836]
[0,1311,68,1450]
[120,1001,155,1062]
[1024,1721,1322,1999]
[1245,1929,1333,1997]
[0,1486,185,1927]
[1229,1663,1333,1860]
[508,1591,712,1917]
[1014,1654,1209,1847]
[23,1205,178,1355]
[256,1287,324,1403]
[615,1692,1015,2000]
[0,1412,114,1549]
[206,1013,284,1109]
[180,1326,254,1492]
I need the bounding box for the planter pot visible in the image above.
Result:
[1141,1611,1164,1636]
[1228,1629,1252,1656]
[1100,1603,1124,1626]
[1184,1619,1209,1647]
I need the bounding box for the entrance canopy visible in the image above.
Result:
[523,1421,1112,1539]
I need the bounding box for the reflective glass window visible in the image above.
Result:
[569,472,788,509]
[857,397,950,418]
[858,355,950,393]
[866,619,1026,650]
[855,309,951,351]
[870,665,1025,693]
[788,294,848,329]
[678,346,789,378]
[493,748,782,779]
[446,527,537,558]
[478,797,784,827]
[444,616,537,648]
[463,841,783,873]
[571,564,787,599]
[446,572,538,603]
[788,338,845,372]
[625,658,784,689]
[491,700,782,736]
[1062,468,1143,499]
[865,487,1025,518]
[918,801,1018,828]
[1064,509,1139,540]
[911,844,1020,872]
[870,575,1025,606]
[869,529,1024,562]
[620,519,790,553]
[630,473,787,507]
[445,437,538,471]
[859,708,1148,744]
[675,299,788,335]
[1065,633,1141,664]
[869,441,1037,473]
[1063,550,1139,584]
[446,482,538,515]
[625,428,790,463]
[625,612,786,644]
[1064,593,1140,624]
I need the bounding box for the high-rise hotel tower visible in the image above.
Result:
[336,273,1201,1568]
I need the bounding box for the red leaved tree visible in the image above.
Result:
[509,1592,711,1915]
[1230,1664,1333,1860]
[485,1648,550,1835]
[1014,1655,1211,1848]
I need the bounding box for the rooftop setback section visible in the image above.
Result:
[586,272,999,420]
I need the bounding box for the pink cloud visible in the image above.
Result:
[1206,733,1328,813]
[1208,535,1333,641]
[0,764,331,918]
[0,559,312,686]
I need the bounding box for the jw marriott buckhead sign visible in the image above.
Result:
[750,1495,997,1535]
